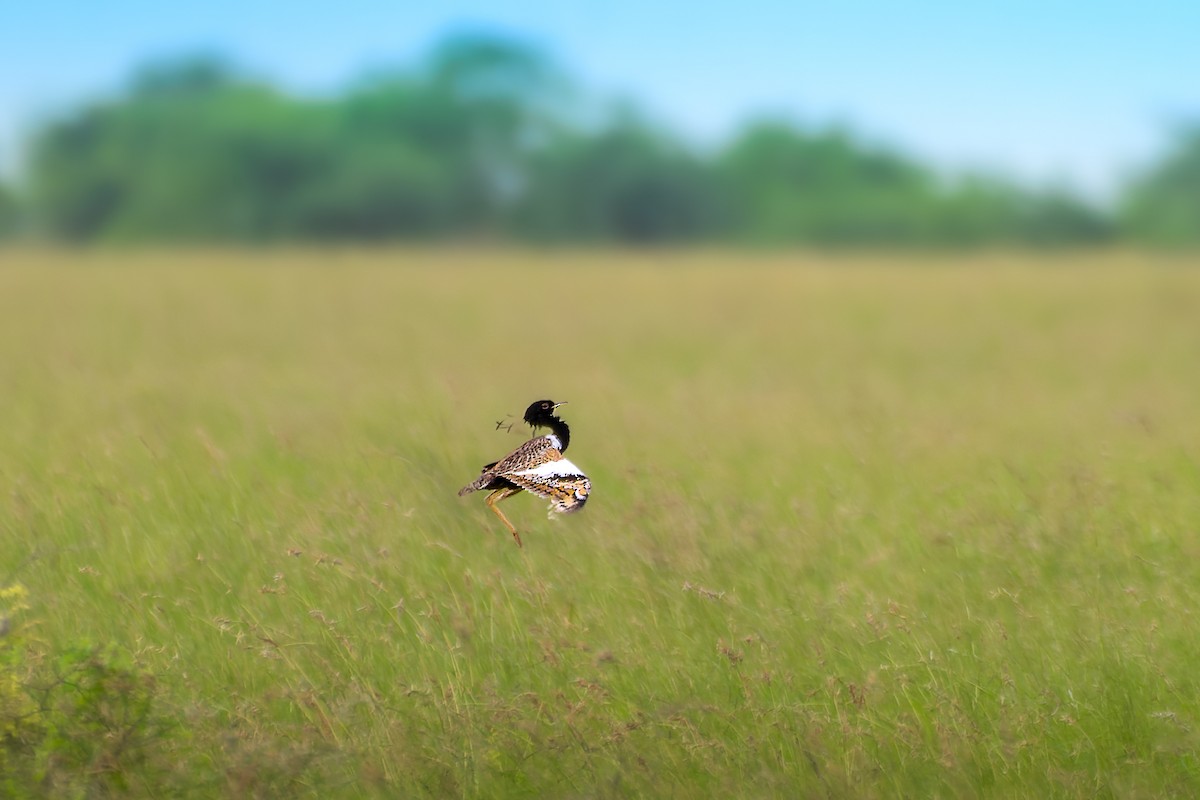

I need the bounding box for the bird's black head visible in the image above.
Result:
[523,399,564,428]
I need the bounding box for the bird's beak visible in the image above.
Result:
[552,401,567,409]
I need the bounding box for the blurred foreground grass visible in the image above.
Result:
[1,248,1199,797]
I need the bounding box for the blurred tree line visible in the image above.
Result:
[0,33,1197,246]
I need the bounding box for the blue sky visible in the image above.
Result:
[2,0,1196,198]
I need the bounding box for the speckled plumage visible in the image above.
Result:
[459,400,591,546]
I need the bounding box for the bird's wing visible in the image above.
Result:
[487,435,560,475]
[509,458,591,513]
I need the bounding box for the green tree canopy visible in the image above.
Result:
[13,33,1142,247]
[717,121,938,244]
[0,180,19,238]
[1121,126,1200,246]
[26,37,567,243]
[515,122,724,242]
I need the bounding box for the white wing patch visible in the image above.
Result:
[510,457,590,514]
[513,458,585,479]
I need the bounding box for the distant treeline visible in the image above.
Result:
[1,33,1197,246]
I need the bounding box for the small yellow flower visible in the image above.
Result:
[0,583,30,615]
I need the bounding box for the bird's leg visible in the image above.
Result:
[485,488,523,547]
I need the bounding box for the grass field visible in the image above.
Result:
[1,248,1199,797]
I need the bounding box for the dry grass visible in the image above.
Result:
[1,247,1199,797]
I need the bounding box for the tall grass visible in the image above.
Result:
[1,248,1198,797]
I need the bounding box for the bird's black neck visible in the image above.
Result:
[542,415,570,452]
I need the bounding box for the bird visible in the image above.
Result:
[458,399,591,547]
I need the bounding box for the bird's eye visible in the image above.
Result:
[542,402,550,409]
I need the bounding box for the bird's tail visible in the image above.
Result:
[458,475,489,496]
[459,462,499,497]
